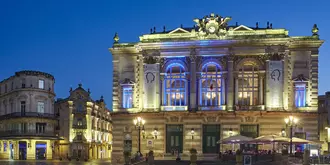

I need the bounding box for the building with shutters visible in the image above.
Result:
[109,13,324,161]
[0,71,58,160]
[55,84,112,160]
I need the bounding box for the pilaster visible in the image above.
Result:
[189,49,197,111]
[265,60,270,110]
[310,49,319,108]
[226,58,234,111]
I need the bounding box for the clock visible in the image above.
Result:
[208,26,216,33]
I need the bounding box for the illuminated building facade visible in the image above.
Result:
[0,71,58,160]
[55,84,112,160]
[110,13,324,161]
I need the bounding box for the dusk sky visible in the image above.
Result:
[0,0,329,110]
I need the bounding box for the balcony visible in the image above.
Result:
[0,130,57,138]
[234,105,265,111]
[72,124,87,129]
[0,112,57,120]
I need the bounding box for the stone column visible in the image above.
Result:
[190,50,197,111]
[227,59,234,111]
[222,75,227,106]
[160,75,164,107]
[258,73,264,105]
[143,60,160,111]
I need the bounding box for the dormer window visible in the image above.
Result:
[76,103,84,112]
[22,79,26,88]
[38,80,44,89]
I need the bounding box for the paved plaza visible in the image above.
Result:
[0,160,112,165]
[0,159,327,165]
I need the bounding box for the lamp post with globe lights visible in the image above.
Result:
[133,117,145,155]
[284,115,298,155]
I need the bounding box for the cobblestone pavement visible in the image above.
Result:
[0,160,112,165]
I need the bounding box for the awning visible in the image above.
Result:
[218,135,253,144]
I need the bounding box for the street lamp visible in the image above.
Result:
[133,117,145,155]
[284,115,298,155]
[191,128,195,140]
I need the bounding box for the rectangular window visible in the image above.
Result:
[22,79,26,88]
[76,104,83,112]
[10,102,13,113]
[38,80,44,89]
[77,119,83,126]
[37,102,45,113]
[20,101,26,115]
[4,104,7,114]
[36,123,46,134]
[77,132,83,140]
[3,141,6,152]
[122,86,133,108]
[295,84,306,107]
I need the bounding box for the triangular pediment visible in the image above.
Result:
[292,74,309,82]
[169,28,190,34]
[233,25,254,31]
[120,78,135,85]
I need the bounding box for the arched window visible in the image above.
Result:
[163,63,187,106]
[237,62,260,106]
[199,62,223,106]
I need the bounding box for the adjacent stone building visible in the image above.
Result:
[318,93,330,154]
[0,71,58,160]
[55,84,112,160]
[109,13,324,161]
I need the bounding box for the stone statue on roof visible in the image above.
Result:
[193,13,232,37]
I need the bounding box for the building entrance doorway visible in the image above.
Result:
[202,125,220,153]
[19,141,27,160]
[35,142,47,160]
[166,125,183,153]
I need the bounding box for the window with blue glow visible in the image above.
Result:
[237,63,259,106]
[122,86,133,108]
[199,62,223,106]
[295,84,306,107]
[164,63,187,106]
